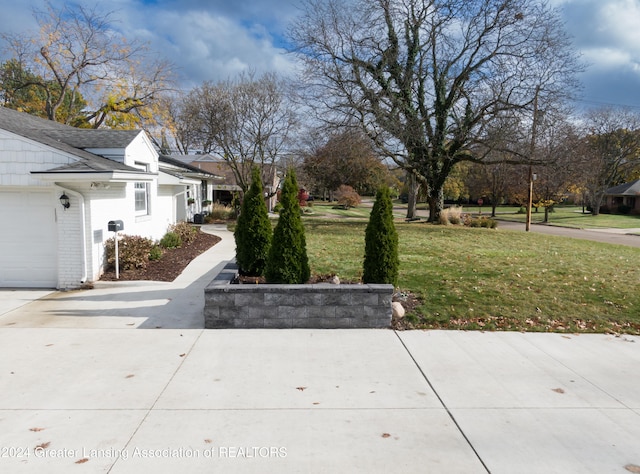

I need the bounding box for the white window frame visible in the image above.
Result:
[133,162,151,216]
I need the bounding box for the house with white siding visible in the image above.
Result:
[0,106,208,289]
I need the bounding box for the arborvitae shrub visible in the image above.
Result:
[234,167,272,276]
[265,169,310,283]
[362,187,399,286]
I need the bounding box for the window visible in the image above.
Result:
[134,162,150,216]
[135,182,149,215]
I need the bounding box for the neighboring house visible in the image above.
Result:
[603,179,640,214]
[170,154,280,211]
[158,155,224,222]
[0,106,195,289]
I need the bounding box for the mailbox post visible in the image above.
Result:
[108,220,124,279]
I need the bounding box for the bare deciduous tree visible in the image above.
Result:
[290,0,582,221]
[179,72,298,192]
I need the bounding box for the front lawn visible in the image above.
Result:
[304,220,640,334]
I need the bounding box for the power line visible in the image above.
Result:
[571,97,640,110]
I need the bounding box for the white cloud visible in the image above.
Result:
[599,0,640,54]
[146,9,297,86]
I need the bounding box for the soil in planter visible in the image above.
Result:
[234,273,358,285]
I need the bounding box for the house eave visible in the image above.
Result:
[158,171,201,186]
[31,171,157,182]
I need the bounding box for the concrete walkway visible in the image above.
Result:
[1,224,640,473]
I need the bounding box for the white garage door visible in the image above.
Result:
[0,189,57,288]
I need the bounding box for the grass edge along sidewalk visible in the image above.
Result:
[304,219,640,335]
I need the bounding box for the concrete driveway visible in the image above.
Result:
[0,328,638,473]
[0,224,236,329]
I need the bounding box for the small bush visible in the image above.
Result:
[160,231,182,249]
[439,206,463,225]
[466,217,498,229]
[169,221,197,245]
[149,245,163,261]
[618,204,631,215]
[334,185,361,209]
[104,235,155,270]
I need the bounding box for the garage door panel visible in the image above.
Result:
[0,189,57,288]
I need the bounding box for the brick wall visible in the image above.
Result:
[204,263,393,329]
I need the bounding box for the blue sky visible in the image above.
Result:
[0,0,639,112]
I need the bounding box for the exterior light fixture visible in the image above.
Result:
[59,192,70,209]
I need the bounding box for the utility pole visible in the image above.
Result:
[526,86,540,232]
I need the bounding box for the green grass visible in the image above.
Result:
[467,205,640,229]
[305,201,406,219]
[304,220,640,334]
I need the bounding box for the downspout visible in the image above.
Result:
[56,185,88,284]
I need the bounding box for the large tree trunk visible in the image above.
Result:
[405,171,420,220]
[427,186,444,223]
[591,192,605,216]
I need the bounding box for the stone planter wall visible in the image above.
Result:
[204,262,393,329]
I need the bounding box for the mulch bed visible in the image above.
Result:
[100,231,221,282]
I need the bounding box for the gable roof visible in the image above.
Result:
[605,179,640,196]
[0,106,144,173]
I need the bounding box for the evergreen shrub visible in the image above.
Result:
[234,167,273,276]
[362,187,399,286]
[265,169,310,283]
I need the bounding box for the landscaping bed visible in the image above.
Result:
[100,231,221,282]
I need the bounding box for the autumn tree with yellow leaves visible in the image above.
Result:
[0,2,175,130]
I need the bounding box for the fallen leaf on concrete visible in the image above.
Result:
[179,353,186,357]
[45,344,54,347]
[313,402,320,405]
[75,458,89,464]
[204,439,213,444]
[36,442,50,450]
[125,374,135,379]
[625,465,640,473]
[382,433,391,438]
[29,427,45,432]
[296,387,307,391]
[552,388,565,394]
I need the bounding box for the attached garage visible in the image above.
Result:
[0,188,57,288]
